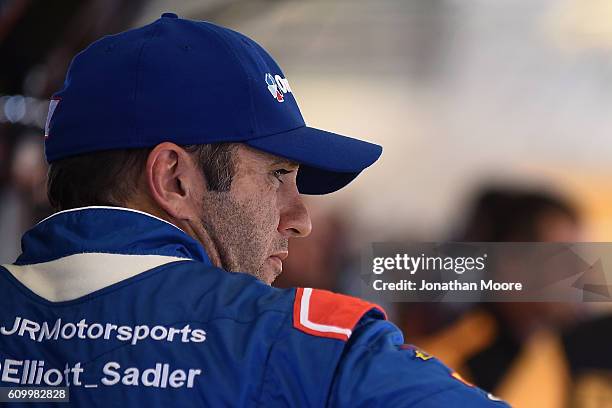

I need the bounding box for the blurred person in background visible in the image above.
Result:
[0,130,51,264]
[396,186,584,407]
[10,132,52,220]
[0,129,20,264]
[456,187,584,407]
[498,309,612,408]
[557,312,612,407]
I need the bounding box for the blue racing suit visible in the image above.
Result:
[0,207,509,407]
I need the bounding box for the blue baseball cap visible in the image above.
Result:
[44,13,382,194]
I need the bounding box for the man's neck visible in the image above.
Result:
[125,199,224,270]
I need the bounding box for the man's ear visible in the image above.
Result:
[145,142,204,220]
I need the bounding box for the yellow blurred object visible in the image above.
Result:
[417,310,497,372]
[545,0,612,51]
[495,330,570,408]
[571,371,612,408]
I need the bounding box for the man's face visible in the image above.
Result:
[197,145,312,284]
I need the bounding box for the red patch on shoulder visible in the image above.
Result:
[293,287,387,341]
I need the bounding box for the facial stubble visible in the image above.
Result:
[198,191,287,283]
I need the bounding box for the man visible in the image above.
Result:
[0,13,508,406]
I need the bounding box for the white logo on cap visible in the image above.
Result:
[265,73,292,103]
[45,97,61,139]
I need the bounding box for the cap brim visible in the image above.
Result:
[245,126,382,195]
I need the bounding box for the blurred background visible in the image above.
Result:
[2,0,612,406]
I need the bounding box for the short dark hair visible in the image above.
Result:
[47,143,236,211]
[458,187,579,242]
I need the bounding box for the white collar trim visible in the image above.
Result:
[37,206,185,233]
[2,253,191,302]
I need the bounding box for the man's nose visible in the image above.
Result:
[279,193,312,238]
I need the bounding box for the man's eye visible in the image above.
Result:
[273,169,291,183]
